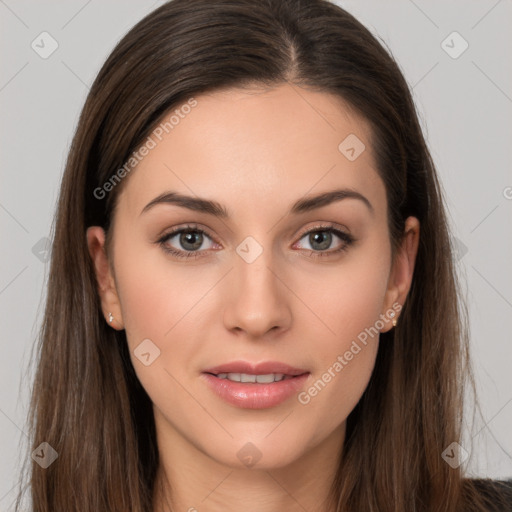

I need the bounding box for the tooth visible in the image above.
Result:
[216,372,289,383]
[256,374,275,383]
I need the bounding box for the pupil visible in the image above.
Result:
[310,231,331,251]
[181,231,202,250]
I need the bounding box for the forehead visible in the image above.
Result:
[116,83,385,221]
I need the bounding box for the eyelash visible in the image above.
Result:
[156,223,355,260]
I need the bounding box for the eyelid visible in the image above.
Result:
[295,221,351,239]
[157,222,218,243]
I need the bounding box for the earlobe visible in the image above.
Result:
[86,226,124,330]
[380,216,420,333]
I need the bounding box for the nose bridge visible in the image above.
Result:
[234,233,281,304]
[223,234,291,336]
[242,225,290,275]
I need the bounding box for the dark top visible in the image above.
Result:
[467,478,512,511]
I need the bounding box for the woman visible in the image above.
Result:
[16,0,512,510]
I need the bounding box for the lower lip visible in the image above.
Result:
[201,373,310,409]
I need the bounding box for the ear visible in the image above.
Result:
[86,226,124,330]
[380,216,420,333]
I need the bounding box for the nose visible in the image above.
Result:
[223,246,292,339]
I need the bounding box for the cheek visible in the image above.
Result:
[111,229,228,383]
[300,231,391,346]
[112,245,207,412]
[113,231,214,345]
[295,236,390,428]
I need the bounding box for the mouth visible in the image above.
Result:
[201,361,310,409]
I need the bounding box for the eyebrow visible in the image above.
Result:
[139,188,374,218]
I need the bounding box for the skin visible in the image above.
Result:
[87,82,420,512]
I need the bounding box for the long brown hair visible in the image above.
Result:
[14,0,510,510]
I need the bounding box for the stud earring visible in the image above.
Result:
[108,312,114,323]
[389,310,398,328]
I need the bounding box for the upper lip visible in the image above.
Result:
[203,361,309,376]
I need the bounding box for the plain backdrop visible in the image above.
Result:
[1,0,511,509]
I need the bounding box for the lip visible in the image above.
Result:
[201,360,310,409]
[203,360,308,376]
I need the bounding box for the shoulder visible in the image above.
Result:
[462,478,512,512]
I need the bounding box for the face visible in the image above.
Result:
[88,83,419,470]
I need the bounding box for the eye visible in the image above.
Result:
[156,222,355,260]
[157,224,217,259]
[294,224,355,258]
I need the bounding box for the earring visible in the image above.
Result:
[108,312,114,323]
[389,310,398,328]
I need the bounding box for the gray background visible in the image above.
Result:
[1,0,511,509]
